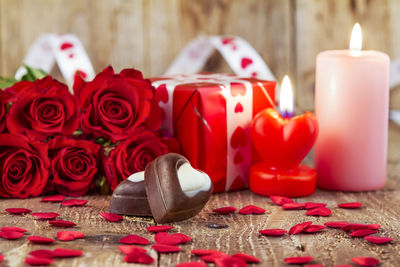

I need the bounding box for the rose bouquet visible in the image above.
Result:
[0,66,171,198]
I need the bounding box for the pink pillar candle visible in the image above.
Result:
[315,48,390,191]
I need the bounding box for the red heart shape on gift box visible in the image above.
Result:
[241,57,253,69]
[156,84,169,103]
[230,127,248,148]
[251,108,318,169]
[234,103,243,113]
[230,83,247,97]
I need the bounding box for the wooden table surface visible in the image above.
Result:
[1,123,400,267]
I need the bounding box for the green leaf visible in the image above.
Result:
[0,77,18,90]
[20,65,48,81]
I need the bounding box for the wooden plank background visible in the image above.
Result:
[0,0,399,111]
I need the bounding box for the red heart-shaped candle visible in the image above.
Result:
[251,108,318,169]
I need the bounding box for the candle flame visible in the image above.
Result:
[349,23,362,51]
[279,75,294,118]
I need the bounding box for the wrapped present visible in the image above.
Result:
[151,74,276,192]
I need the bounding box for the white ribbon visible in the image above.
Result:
[15,34,95,90]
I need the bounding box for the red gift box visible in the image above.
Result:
[151,74,276,192]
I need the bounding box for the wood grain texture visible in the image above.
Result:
[0,123,398,266]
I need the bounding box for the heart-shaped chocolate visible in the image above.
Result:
[145,153,213,223]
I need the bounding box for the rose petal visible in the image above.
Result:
[232,252,260,263]
[1,226,27,232]
[1,231,25,240]
[29,250,54,259]
[176,262,207,267]
[119,234,149,245]
[5,208,32,215]
[259,229,287,236]
[305,203,327,210]
[41,195,66,202]
[57,231,84,241]
[284,256,314,264]
[212,207,236,215]
[25,256,53,266]
[61,199,88,207]
[305,207,332,216]
[155,232,183,245]
[351,257,380,266]
[191,249,222,256]
[289,221,313,235]
[118,245,147,255]
[270,195,294,206]
[146,225,174,233]
[364,236,393,244]
[349,229,377,237]
[123,252,154,264]
[152,243,181,253]
[282,203,306,210]
[27,236,55,244]
[31,212,59,220]
[239,205,266,215]
[338,202,362,209]
[53,248,83,258]
[49,220,76,228]
[99,212,123,222]
[324,221,350,228]
[303,225,326,233]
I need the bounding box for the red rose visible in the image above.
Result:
[103,131,168,190]
[74,66,161,142]
[48,136,101,197]
[6,77,79,141]
[0,90,13,133]
[0,133,49,198]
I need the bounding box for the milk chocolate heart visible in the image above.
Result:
[145,153,213,223]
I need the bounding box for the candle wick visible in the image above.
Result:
[281,111,293,119]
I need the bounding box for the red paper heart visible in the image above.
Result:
[154,232,183,245]
[29,250,54,259]
[61,199,88,207]
[234,103,244,113]
[57,231,84,241]
[252,108,318,169]
[1,231,24,240]
[324,221,350,228]
[146,225,173,233]
[152,243,181,253]
[5,208,32,215]
[241,57,253,69]
[49,220,76,228]
[53,248,83,258]
[25,257,53,266]
[239,205,266,215]
[230,127,247,148]
[118,245,147,255]
[284,256,314,264]
[31,212,59,220]
[269,195,294,206]
[119,234,149,245]
[27,236,55,244]
[41,195,66,202]
[1,226,27,232]
[305,207,332,217]
[351,257,380,266]
[176,262,206,267]
[230,83,247,97]
[234,152,244,164]
[156,84,169,103]
[364,235,393,244]
[212,207,236,215]
[231,253,260,263]
[99,212,123,222]
[191,249,222,256]
[259,229,287,236]
[289,221,312,235]
[303,225,326,233]
[123,251,154,264]
[60,42,73,50]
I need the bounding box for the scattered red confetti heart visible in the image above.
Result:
[53,248,83,258]
[232,252,260,263]
[29,250,54,258]
[214,256,248,267]
[364,235,393,244]
[41,195,66,202]
[119,234,149,245]
[304,225,326,233]
[351,257,380,266]
[99,212,123,222]
[123,251,154,264]
[324,221,349,228]
[239,205,266,215]
[241,57,253,69]
[306,207,332,216]
[1,226,27,232]
[349,229,378,237]
[0,255,3,263]
[49,220,76,228]
[341,223,380,231]
[1,231,25,240]
[173,233,191,243]
[27,236,55,244]
[155,232,183,245]
[146,225,174,233]
[212,207,237,215]
[270,195,294,206]
[31,212,59,220]
[5,208,32,215]
[152,243,181,253]
[305,202,327,210]
[284,256,314,264]
[282,203,306,210]
[191,249,222,256]
[61,199,88,207]
[57,231,84,241]
[304,265,324,267]
[25,256,53,266]
[332,265,353,267]
[338,202,362,209]
[176,262,207,267]
[259,229,287,236]
[201,252,229,263]
[118,245,147,255]
[289,221,313,235]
